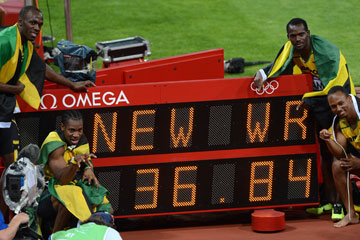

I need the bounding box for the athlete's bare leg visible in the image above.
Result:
[332,160,359,228]
[51,196,72,233]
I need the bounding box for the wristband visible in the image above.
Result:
[85,158,93,169]
[258,69,267,81]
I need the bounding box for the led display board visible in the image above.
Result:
[15,74,318,217]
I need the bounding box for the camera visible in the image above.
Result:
[1,144,45,239]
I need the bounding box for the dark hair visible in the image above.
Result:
[286,18,308,32]
[61,110,83,125]
[82,212,116,229]
[328,85,349,97]
[19,6,42,20]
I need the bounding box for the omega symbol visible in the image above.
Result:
[40,94,58,109]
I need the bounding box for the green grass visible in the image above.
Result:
[39,0,360,85]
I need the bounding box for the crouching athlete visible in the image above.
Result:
[319,86,360,227]
[37,110,112,238]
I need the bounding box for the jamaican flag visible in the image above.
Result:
[265,35,355,96]
[263,35,355,129]
[0,23,45,111]
[38,131,111,222]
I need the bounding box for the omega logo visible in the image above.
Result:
[40,91,130,110]
[40,94,58,109]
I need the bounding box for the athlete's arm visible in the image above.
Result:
[48,147,79,185]
[45,64,95,92]
[0,81,24,95]
[319,126,347,159]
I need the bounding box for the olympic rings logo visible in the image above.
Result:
[250,80,279,95]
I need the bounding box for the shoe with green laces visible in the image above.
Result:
[331,203,345,221]
[306,203,333,215]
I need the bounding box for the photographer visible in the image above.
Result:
[0,212,29,240]
[1,144,45,239]
[49,212,122,240]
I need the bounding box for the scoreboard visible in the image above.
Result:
[15,74,319,218]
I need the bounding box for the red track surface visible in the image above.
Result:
[119,208,358,240]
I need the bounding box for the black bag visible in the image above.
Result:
[224,58,271,74]
[54,40,97,83]
[224,58,245,73]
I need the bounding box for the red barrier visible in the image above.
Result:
[44,48,224,89]
[122,49,224,84]
[0,0,44,60]
[0,0,22,26]
[18,74,313,112]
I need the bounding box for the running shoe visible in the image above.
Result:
[331,203,344,221]
[306,203,332,215]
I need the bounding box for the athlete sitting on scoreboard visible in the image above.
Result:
[319,86,360,228]
[36,110,112,238]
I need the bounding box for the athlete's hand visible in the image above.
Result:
[14,81,25,94]
[339,153,360,172]
[71,80,96,92]
[74,153,96,168]
[319,129,332,142]
[296,100,310,111]
[253,71,264,90]
[82,168,99,189]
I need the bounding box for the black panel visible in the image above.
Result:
[15,96,315,156]
[14,96,318,217]
[94,154,317,216]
